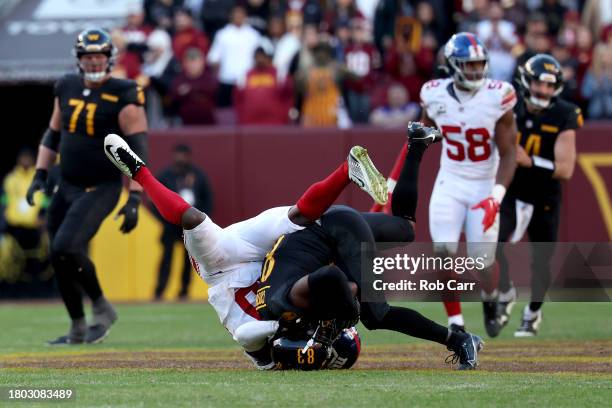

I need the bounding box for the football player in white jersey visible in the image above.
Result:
[420,33,518,337]
[102,133,388,363]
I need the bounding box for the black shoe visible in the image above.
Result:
[406,121,442,146]
[446,333,484,370]
[85,324,111,344]
[450,323,466,333]
[497,286,516,330]
[483,300,502,338]
[514,311,542,337]
[104,134,145,178]
[245,344,276,370]
[46,334,84,346]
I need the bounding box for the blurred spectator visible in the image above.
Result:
[298,41,350,127]
[515,13,551,71]
[246,0,271,34]
[581,43,612,119]
[289,24,320,80]
[1,148,46,262]
[169,48,218,125]
[276,0,323,26]
[458,0,491,33]
[369,83,420,127]
[266,14,286,49]
[323,0,365,34]
[538,0,567,36]
[201,0,235,39]
[356,0,379,23]
[154,144,213,301]
[207,5,262,107]
[476,1,519,81]
[344,18,381,123]
[144,0,182,32]
[551,43,580,102]
[557,11,582,50]
[333,20,351,62]
[415,1,444,47]
[574,25,594,86]
[274,12,304,80]
[115,5,155,81]
[172,8,210,63]
[235,45,293,124]
[143,28,180,127]
[582,0,612,39]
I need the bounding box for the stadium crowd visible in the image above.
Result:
[108,0,612,128]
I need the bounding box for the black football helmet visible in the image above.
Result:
[73,28,116,82]
[518,54,564,109]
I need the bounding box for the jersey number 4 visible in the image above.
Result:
[68,98,97,136]
[441,125,491,162]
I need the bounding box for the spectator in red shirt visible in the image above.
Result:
[169,48,218,125]
[234,45,293,125]
[344,17,380,123]
[173,8,210,64]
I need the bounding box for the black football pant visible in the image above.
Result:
[155,225,192,299]
[47,180,121,320]
[498,194,561,311]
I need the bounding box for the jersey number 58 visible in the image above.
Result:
[441,125,491,162]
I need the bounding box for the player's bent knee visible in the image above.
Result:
[234,321,279,352]
[358,302,389,330]
[181,208,206,230]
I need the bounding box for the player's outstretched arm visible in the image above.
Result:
[26,97,61,206]
[471,110,517,232]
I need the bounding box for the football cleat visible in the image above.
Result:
[483,300,502,338]
[245,344,277,370]
[347,146,388,205]
[406,122,442,146]
[46,334,84,346]
[85,324,112,344]
[449,323,466,333]
[497,286,517,329]
[446,333,484,370]
[104,133,145,178]
[514,310,542,337]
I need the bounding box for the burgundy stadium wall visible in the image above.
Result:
[148,124,612,242]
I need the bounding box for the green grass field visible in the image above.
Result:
[1,301,611,407]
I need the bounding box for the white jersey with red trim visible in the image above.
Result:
[420,77,516,179]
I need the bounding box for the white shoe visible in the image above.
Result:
[104,133,145,178]
[514,310,542,337]
[347,146,388,205]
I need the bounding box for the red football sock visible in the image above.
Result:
[480,262,500,295]
[133,167,191,225]
[296,162,350,220]
[444,301,462,317]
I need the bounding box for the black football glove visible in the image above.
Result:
[116,191,141,234]
[26,169,48,206]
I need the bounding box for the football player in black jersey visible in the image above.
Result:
[25,29,149,345]
[496,54,582,337]
[255,124,484,370]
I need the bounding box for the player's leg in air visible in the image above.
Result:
[259,124,484,370]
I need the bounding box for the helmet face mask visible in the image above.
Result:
[74,29,116,83]
[445,33,489,91]
[519,54,564,110]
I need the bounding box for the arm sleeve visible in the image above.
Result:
[563,106,584,131]
[120,82,146,109]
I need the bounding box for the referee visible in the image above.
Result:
[26,29,148,344]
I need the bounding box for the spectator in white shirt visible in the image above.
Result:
[207,5,262,107]
[476,2,518,82]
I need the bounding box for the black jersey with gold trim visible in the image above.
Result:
[509,95,583,204]
[54,74,145,187]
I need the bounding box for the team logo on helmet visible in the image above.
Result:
[519,54,564,109]
[444,32,489,91]
[73,28,116,83]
